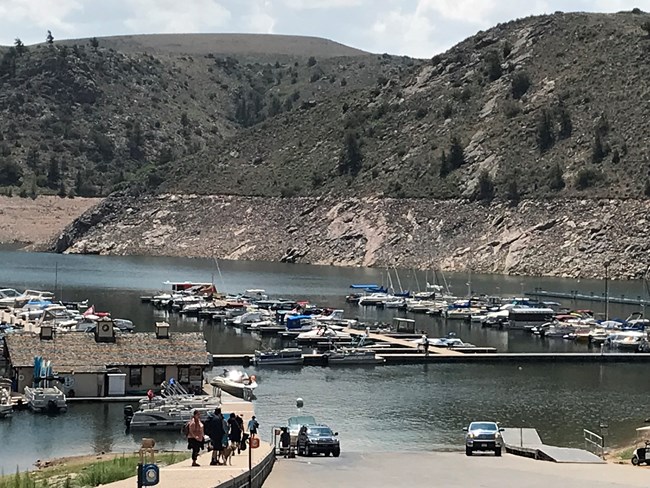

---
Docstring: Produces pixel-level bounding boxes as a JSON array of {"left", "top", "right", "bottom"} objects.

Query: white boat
[
  {"left": 326, "top": 348, "right": 385, "bottom": 365},
  {"left": 296, "top": 326, "right": 351, "bottom": 343},
  {"left": 139, "top": 380, "right": 221, "bottom": 410},
  {"left": 253, "top": 348, "right": 304, "bottom": 366},
  {"left": 411, "top": 334, "right": 475, "bottom": 348},
  {"left": 0, "top": 378, "right": 12, "bottom": 417},
  {"left": 128, "top": 404, "right": 211, "bottom": 430},
  {"left": 0, "top": 288, "right": 23, "bottom": 308},
  {"left": 358, "top": 293, "right": 392, "bottom": 306},
  {"left": 605, "top": 331, "right": 647, "bottom": 351},
  {"left": 24, "top": 386, "right": 67, "bottom": 413},
  {"left": 210, "top": 369, "right": 258, "bottom": 400}
]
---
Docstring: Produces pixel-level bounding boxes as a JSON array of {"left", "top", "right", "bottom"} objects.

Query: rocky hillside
[
  {"left": 0, "top": 34, "right": 394, "bottom": 197},
  {"left": 49, "top": 192, "right": 650, "bottom": 281},
  {"left": 17, "top": 10, "right": 650, "bottom": 279},
  {"left": 162, "top": 11, "right": 650, "bottom": 200}
]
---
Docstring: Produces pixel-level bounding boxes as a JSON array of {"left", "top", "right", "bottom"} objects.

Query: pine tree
[
  {"left": 536, "top": 109, "right": 555, "bottom": 153},
  {"left": 547, "top": 163, "right": 565, "bottom": 191},
  {"left": 14, "top": 38, "right": 27, "bottom": 56},
  {"left": 448, "top": 136, "right": 465, "bottom": 171},
  {"left": 439, "top": 150, "right": 450, "bottom": 178},
  {"left": 338, "top": 131, "right": 363, "bottom": 176},
  {"left": 46, "top": 30, "right": 54, "bottom": 45}
]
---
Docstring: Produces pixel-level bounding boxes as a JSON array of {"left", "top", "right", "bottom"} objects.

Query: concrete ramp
[{"left": 502, "top": 428, "right": 605, "bottom": 464}]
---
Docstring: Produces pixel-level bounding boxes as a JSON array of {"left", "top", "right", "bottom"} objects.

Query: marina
[{"left": 3, "top": 251, "right": 650, "bottom": 475}]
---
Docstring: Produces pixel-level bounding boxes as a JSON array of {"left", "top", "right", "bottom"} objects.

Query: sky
[{"left": 0, "top": 0, "right": 647, "bottom": 58}]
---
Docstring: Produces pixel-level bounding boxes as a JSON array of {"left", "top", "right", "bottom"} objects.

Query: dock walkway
[
  {"left": 100, "top": 390, "right": 275, "bottom": 488},
  {"left": 502, "top": 428, "right": 604, "bottom": 464},
  {"left": 342, "top": 328, "right": 463, "bottom": 356}
]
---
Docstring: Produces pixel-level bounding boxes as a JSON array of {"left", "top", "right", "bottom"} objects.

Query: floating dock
[
  {"left": 213, "top": 352, "right": 650, "bottom": 366},
  {"left": 526, "top": 289, "right": 650, "bottom": 306}
]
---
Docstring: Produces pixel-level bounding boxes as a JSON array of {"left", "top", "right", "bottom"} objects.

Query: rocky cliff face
[{"left": 50, "top": 194, "right": 650, "bottom": 281}]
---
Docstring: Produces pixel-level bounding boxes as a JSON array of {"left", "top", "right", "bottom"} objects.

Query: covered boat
[{"left": 253, "top": 348, "right": 304, "bottom": 366}]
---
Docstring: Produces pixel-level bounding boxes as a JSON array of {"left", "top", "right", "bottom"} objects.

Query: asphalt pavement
[{"left": 263, "top": 451, "right": 649, "bottom": 488}]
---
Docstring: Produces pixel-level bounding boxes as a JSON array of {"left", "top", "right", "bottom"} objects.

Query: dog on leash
[{"left": 221, "top": 444, "right": 236, "bottom": 466}]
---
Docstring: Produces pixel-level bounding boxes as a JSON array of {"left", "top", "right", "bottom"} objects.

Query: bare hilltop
[{"left": 2, "top": 11, "right": 650, "bottom": 279}]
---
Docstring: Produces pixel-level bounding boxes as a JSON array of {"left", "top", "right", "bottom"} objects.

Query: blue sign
[{"left": 140, "top": 464, "right": 159, "bottom": 486}]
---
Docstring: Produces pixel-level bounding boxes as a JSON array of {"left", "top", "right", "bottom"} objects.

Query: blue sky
[{"left": 0, "top": 0, "right": 646, "bottom": 57}]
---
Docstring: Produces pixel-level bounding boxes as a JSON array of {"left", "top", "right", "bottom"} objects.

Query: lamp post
[{"left": 604, "top": 262, "right": 610, "bottom": 322}]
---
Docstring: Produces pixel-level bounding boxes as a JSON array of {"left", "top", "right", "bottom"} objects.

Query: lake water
[{"left": 1, "top": 251, "right": 649, "bottom": 472}]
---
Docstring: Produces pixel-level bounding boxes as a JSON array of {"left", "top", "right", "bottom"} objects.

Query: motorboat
[
  {"left": 24, "top": 386, "right": 67, "bottom": 413},
  {"left": 253, "top": 348, "right": 304, "bottom": 366},
  {"left": 0, "top": 288, "right": 22, "bottom": 308},
  {"left": 0, "top": 378, "right": 12, "bottom": 417},
  {"left": 127, "top": 404, "right": 211, "bottom": 430},
  {"left": 139, "top": 380, "right": 221, "bottom": 410},
  {"left": 296, "top": 326, "right": 351, "bottom": 343},
  {"left": 325, "top": 348, "right": 385, "bottom": 365},
  {"left": 210, "top": 369, "right": 258, "bottom": 400},
  {"left": 358, "top": 293, "right": 392, "bottom": 306},
  {"left": 411, "top": 333, "right": 475, "bottom": 348},
  {"left": 605, "top": 331, "right": 648, "bottom": 351}
]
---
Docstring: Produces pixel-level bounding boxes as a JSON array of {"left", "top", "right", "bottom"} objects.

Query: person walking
[
  {"left": 248, "top": 415, "right": 259, "bottom": 439},
  {"left": 186, "top": 409, "right": 204, "bottom": 467},
  {"left": 280, "top": 427, "right": 291, "bottom": 457},
  {"left": 228, "top": 412, "right": 242, "bottom": 454},
  {"left": 204, "top": 408, "right": 226, "bottom": 465},
  {"left": 422, "top": 333, "right": 430, "bottom": 357}
]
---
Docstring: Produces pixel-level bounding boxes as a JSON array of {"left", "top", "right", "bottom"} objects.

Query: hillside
[
  {"left": 161, "top": 11, "right": 650, "bottom": 200},
  {"left": 5, "top": 11, "right": 650, "bottom": 279},
  {"left": 0, "top": 34, "right": 391, "bottom": 198},
  {"left": 59, "top": 33, "right": 368, "bottom": 59}
]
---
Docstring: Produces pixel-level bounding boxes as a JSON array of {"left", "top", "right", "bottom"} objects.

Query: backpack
[{"left": 181, "top": 421, "right": 190, "bottom": 436}]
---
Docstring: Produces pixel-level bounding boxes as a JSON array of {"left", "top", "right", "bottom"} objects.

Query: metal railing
[{"left": 584, "top": 429, "right": 604, "bottom": 458}]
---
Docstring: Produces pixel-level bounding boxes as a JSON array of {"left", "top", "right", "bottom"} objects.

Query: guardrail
[
  {"left": 583, "top": 429, "right": 604, "bottom": 459},
  {"left": 216, "top": 445, "right": 275, "bottom": 488}
]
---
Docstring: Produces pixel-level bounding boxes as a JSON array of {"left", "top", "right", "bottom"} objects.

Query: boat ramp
[{"left": 502, "top": 428, "right": 605, "bottom": 463}]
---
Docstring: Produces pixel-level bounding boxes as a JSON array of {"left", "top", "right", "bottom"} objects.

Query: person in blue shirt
[{"left": 248, "top": 415, "right": 259, "bottom": 438}]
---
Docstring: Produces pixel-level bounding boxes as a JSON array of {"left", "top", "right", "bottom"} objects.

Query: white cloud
[
  {"left": 281, "top": 0, "right": 366, "bottom": 9},
  {"left": 370, "top": 7, "right": 441, "bottom": 58},
  {"left": 122, "top": 0, "right": 231, "bottom": 34},
  {"left": 0, "top": 0, "right": 82, "bottom": 34},
  {"left": 247, "top": 0, "right": 276, "bottom": 33},
  {"left": 419, "top": 0, "right": 551, "bottom": 26}
]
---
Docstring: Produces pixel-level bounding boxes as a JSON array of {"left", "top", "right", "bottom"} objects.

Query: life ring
[
  {"left": 101, "top": 324, "right": 110, "bottom": 332},
  {"left": 18, "top": 374, "right": 25, "bottom": 381}
]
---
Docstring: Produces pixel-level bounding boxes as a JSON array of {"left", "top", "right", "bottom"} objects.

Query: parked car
[
  {"left": 463, "top": 421, "right": 504, "bottom": 456},
  {"left": 297, "top": 424, "right": 340, "bottom": 457}
]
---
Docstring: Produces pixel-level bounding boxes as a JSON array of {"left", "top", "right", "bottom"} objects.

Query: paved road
[{"left": 263, "top": 452, "right": 649, "bottom": 488}]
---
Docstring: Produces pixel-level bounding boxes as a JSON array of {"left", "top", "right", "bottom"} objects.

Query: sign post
[
  {"left": 248, "top": 436, "right": 260, "bottom": 486},
  {"left": 138, "top": 438, "right": 159, "bottom": 488}
]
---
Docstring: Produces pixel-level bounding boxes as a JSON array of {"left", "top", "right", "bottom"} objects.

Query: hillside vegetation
[
  {"left": 3, "top": 12, "right": 650, "bottom": 202},
  {"left": 162, "top": 11, "right": 650, "bottom": 201},
  {"left": 0, "top": 33, "right": 394, "bottom": 197}
]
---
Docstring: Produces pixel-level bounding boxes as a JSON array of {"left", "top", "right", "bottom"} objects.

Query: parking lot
[{"left": 263, "top": 451, "right": 649, "bottom": 488}]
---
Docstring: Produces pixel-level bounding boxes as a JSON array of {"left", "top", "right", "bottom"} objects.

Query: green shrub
[
  {"left": 547, "top": 163, "right": 565, "bottom": 191},
  {"left": 473, "top": 170, "right": 495, "bottom": 201},
  {"left": 511, "top": 71, "right": 531, "bottom": 99},
  {"left": 536, "top": 109, "right": 555, "bottom": 153},
  {"left": 575, "top": 168, "right": 603, "bottom": 190}
]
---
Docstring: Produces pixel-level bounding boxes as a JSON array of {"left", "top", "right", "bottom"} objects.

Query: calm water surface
[{"left": 1, "top": 251, "right": 649, "bottom": 472}]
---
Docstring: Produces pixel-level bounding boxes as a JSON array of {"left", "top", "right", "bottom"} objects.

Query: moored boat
[
  {"left": 325, "top": 348, "right": 385, "bottom": 365},
  {"left": 253, "top": 348, "right": 304, "bottom": 366},
  {"left": 0, "top": 378, "right": 12, "bottom": 417},
  {"left": 209, "top": 369, "right": 258, "bottom": 400},
  {"left": 24, "top": 386, "right": 67, "bottom": 413}
]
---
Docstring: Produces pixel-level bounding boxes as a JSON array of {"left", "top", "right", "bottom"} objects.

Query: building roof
[{"left": 4, "top": 332, "right": 209, "bottom": 374}]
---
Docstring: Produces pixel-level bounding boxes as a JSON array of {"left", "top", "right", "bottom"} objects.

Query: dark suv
[
  {"left": 463, "top": 421, "right": 504, "bottom": 456},
  {"left": 297, "top": 424, "right": 341, "bottom": 457}
]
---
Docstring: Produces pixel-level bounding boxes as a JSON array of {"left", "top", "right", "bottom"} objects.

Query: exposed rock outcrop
[{"left": 48, "top": 194, "right": 650, "bottom": 281}]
